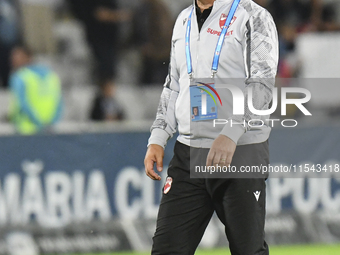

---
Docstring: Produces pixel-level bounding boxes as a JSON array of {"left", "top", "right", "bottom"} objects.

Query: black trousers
[{"left": 152, "top": 141, "right": 269, "bottom": 255}]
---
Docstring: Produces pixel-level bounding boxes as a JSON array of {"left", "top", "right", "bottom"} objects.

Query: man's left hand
[{"left": 206, "top": 135, "right": 236, "bottom": 167}]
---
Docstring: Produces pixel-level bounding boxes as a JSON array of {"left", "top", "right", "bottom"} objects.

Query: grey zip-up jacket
[{"left": 148, "top": 0, "right": 279, "bottom": 149}]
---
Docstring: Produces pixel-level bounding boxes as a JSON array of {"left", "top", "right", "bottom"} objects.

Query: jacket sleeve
[
  {"left": 147, "top": 20, "right": 181, "bottom": 148},
  {"left": 220, "top": 8, "right": 279, "bottom": 144}
]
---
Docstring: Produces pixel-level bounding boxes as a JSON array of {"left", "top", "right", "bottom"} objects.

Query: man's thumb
[{"left": 156, "top": 154, "right": 163, "bottom": 172}]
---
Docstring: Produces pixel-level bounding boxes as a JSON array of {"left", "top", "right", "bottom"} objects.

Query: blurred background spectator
[
  {"left": 131, "top": 0, "right": 173, "bottom": 85},
  {"left": 67, "top": 0, "right": 130, "bottom": 124},
  {"left": 67, "top": 0, "right": 131, "bottom": 81},
  {"left": 8, "top": 45, "right": 63, "bottom": 134},
  {"left": 90, "top": 78, "right": 125, "bottom": 121}
]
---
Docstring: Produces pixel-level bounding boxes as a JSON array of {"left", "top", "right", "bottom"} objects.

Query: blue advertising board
[{"left": 0, "top": 126, "right": 339, "bottom": 253}]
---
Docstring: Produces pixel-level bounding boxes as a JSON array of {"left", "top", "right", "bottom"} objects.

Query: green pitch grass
[{"left": 69, "top": 244, "right": 340, "bottom": 255}]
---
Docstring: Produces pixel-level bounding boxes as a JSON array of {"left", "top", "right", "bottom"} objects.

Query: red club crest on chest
[{"left": 219, "top": 14, "right": 237, "bottom": 30}]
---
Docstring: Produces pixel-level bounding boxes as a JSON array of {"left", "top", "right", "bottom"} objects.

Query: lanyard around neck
[{"left": 185, "top": 0, "right": 241, "bottom": 79}]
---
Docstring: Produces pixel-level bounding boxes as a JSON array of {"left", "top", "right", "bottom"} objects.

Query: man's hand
[
  {"left": 144, "top": 144, "right": 164, "bottom": 181},
  {"left": 206, "top": 135, "right": 236, "bottom": 167}
]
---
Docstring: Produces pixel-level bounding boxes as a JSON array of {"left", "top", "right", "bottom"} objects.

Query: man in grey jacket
[{"left": 144, "top": 0, "right": 278, "bottom": 254}]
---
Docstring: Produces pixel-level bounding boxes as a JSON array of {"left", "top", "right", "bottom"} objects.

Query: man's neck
[{"left": 197, "top": 0, "right": 215, "bottom": 12}]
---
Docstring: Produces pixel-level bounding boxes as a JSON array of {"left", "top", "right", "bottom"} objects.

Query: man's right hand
[{"left": 144, "top": 144, "right": 164, "bottom": 181}]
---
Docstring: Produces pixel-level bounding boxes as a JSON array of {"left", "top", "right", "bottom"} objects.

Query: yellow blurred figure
[{"left": 8, "top": 46, "right": 63, "bottom": 134}]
